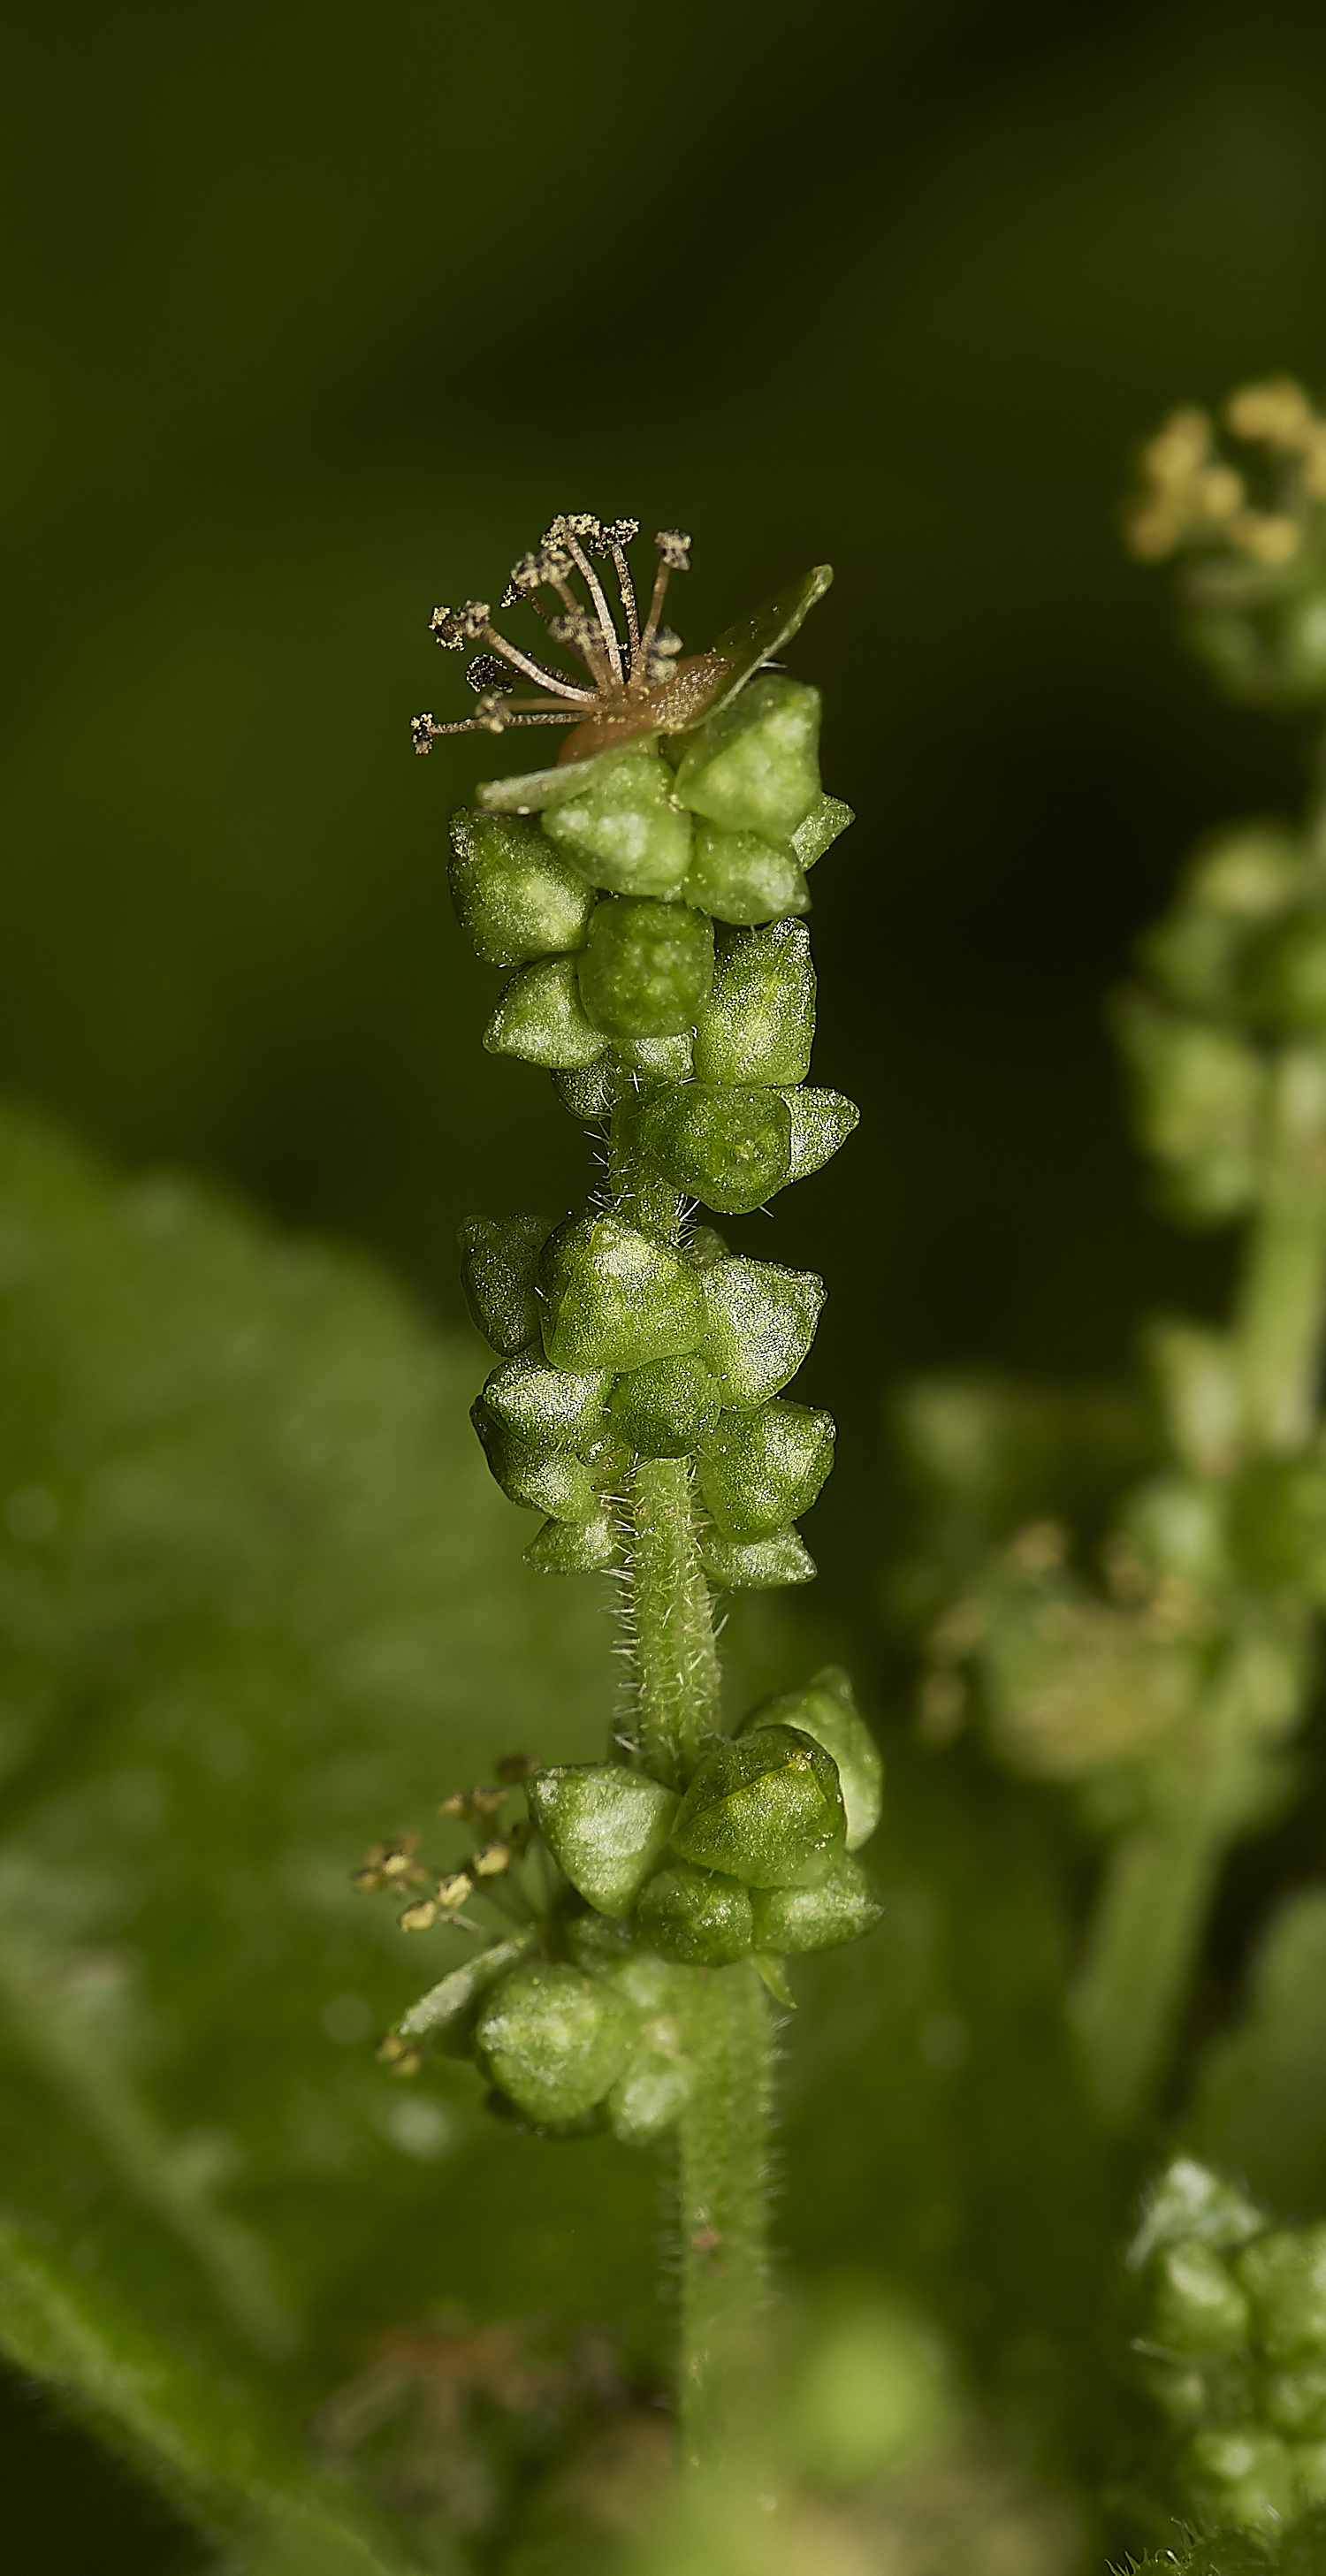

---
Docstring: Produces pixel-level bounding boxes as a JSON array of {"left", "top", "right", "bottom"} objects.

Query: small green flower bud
[
  {"left": 1119, "top": 1472, "right": 1230, "bottom": 1590},
  {"left": 606, "top": 2048, "right": 692, "bottom": 2145},
  {"left": 530, "top": 1764, "right": 680, "bottom": 1915},
  {"left": 636, "top": 1857, "right": 754, "bottom": 1964},
  {"left": 483, "top": 1350, "right": 613, "bottom": 1444},
  {"left": 674, "top": 674, "right": 821, "bottom": 842},
  {"left": 459, "top": 1214, "right": 554, "bottom": 1356},
  {"left": 1267, "top": 2366, "right": 1326, "bottom": 2438},
  {"left": 698, "top": 1400, "right": 835, "bottom": 1540},
  {"left": 1238, "top": 906, "right": 1326, "bottom": 1032},
  {"left": 699, "top": 1525, "right": 817, "bottom": 1588},
  {"left": 742, "top": 1665, "right": 881, "bottom": 1849},
  {"left": 475, "top": 1961, "right": 634, "bottom": 2125},
  {"left": 1152, "top": 2243, "right": 1252, "bottom": 2355},
  {"left": 700, "top": 1255, "right": 826, "bottom": 1404},
  {"left": 669, "top": 1724, "right": 846, "bottom": 1887},
  {"left": 780, "top": 1086, "right": 860, "bottom": 1183},
  {"left": 617, "top": 1031, "right": 695, "bottom": 1084},
  {"left": 609, "top": 1352, "right": 723, "bottom": 1458},
  {"left": 484, "top": 956, "right": 609, "bottom": 1068},
  {"left": 1228, "top": 1454, "right": 1326, "bottom": 1595},
  {"left": 693, "top": 921, "right": 817, "bottom": 1087},
  {"left": 540, "top": 747, "right": 693, "bottom": 897},
  {"left": 1185, "top": 2426, "right": 1294, "bottom": 2533},
  {"left": 683, "top": 823, "right": 811, "bottom": 926},
  {"left": 577, "top": 897, "right": 715, "bottom": 1039},
  {"left": 637, "top": 1081, "right": 793, "bottom": 1214},
  {"left": 750, "top": 1851, "right": 883, "bottom": 1952},
  {"left": 1237, "top": 2228, "right": 1326, "bottom": 2362},
  {"left": 524, "top": 1512, "right": 618, "bottom": 1574},
  {"left": 1116, "top": 995, "right": 1262, "bottom": 1218},
  {"left": 552, "top": 1057, "right": 621, "bottom": 1121},
  {"left": 790, "top": 794, "right": 853, "bottom": 871},
  {"left": 539, "top": 1215, "right": 708, "bottom": 1372},
  {"left": 449, "top": 810, "right": 596, "bottom": 965},
  {"left": 470, "top": 1398, "right": 601, "bottom": 1520}
]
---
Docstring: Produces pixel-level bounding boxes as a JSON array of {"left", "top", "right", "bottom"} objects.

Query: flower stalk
[{"left": 358, "top": 518, "right": 883, "bottom": 2462}]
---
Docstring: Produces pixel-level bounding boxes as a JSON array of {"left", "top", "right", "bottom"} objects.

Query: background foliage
[{"left": 10, "top": 0, "right": 1326, "bottom": 2565}]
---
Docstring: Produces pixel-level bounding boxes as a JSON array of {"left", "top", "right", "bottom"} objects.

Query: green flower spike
[{"left": 378, "top": 516, "right": 877, "bottom": 2474}]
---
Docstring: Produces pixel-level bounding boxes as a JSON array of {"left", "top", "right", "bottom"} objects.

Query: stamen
[
  {"left": 465, "top": 653, "right": 510, "bottom": 695},
  {"left": 430, "top": 601, "right": 492, "bottom": 648},
  {"left": 606, "top": 529, "right": 642, "bottom": 657},
  {"left": 479, "top": 625, "right": 597, "bottom": 702},
  {"left": 636, "top": 530, "right": 691, "bottom": 683},
  {"left": 546, "top": 513, "right": 625, "bottom": 685}
]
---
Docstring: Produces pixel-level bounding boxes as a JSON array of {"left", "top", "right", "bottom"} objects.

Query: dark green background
[{"left": 7, "top": 0, "right": 1326, "bottom": 2558}]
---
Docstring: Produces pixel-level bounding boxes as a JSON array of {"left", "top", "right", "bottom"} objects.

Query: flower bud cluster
[
  {"left": 452, "top": 615, "right": 859, "bottom": 1587},
  {"left": 370, "top": 1671, "right": 882, "bottom": 2137},
  {"left": 1130, "top": 2159, "right": 1326, "bottom": 2541},
  {"left": 913, "top": 810, "right": 1326, "bottom": 1801},
  {"left": 1125, "top": 380, "right": 1326, "bottom": 706}
]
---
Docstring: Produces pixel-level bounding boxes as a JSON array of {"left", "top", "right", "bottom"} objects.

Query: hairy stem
[
  {"left": 676, "top": 1962, "right": 772, "bottom": 2473},
  {"left": 627, "top": 1456, "right": 722, "bottom": 1787}
]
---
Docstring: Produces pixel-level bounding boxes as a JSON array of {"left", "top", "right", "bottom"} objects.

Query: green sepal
[
  {"left": 448, "top": 808, "right": 596, "bottom": 964},
  {"left": 482, "top": 1348, "right": 613, "bottom": 1444},
  {"left": 606, "top": 2048, "right": 693, "bottom": 2144},
  {"left": 459, "top": 1213, "right": 554, "bottom": 1356},
  {"left": 699, "top": 1525, "right": 816, "bottom": 1588},
  {"left": 564, "top": 1911, "right": 636, "bottom": 1970},
  {"left": 469, "top": 1397, "right": 600, "bottom": 1520},
  {"left": 397, "top": 1928, "right": 539, "bottom": 2043},
  {"left": 753, "top": 1953, "right": 796, "bottom": 2005},
  {"left": 530, "top": 1764, "right": 680, "bottom": 1914},
  {"left": 635, "top": 1857, "right": 754, "bottom": 1964},
  {"left": 700, "top": 1254, "right": 826, "bottom": 1404},
  {"left": 750, "top": 1851, "right": 883, "bottom": 1953},
  {"left": 741, "top": 1665, "right": 881, "bottom": 1850},
  {"left": 636, "top": 1081, "right": 793, "bottom": 1214},
  {"left": 682, "top": 565, "right": 834, "bottom": 726},
  {"left": 475, "top": 1961, "right": 634, "bottom": 2125},
  {"left": 609, "top": 1351, "right": 723, "bottom": 1458},
  {"left": 552, "top": 1057, "right": 621, "bottom": 1121},
  {"left": 693, "top": 921, "right": 817, "bottom": 1086},
  {"left": 669, "top": 1723, "right": 846, "bottom": 1887},
  {"left": 780, "top": 1085, "right": 860, "bottom": 1182},
  {"left": 1237, "top": 904, "right": 1326, "bottom": 1033},
  {"left": 616, "top": 1030, "right": 695, "bottom": 1083},
  {"left": 1236, "top": 2228, "right": 1326, "bottom": 2363},
  {"left": 673, "top": 674, "right": 822, "bottom": 842},
  {"left": 539, "top": 746, "right": 693, "bottom": 897},
  {"left": 523, "top": 1510, "right": 618, "bottom": 1573},
  {"left": 577, "top": 896, "right": 715, "bottom": 1039},
  {"left": 682, "top": 1223, "right": 731, "bottom": 1269},
  {"left": 791, "top": 793, "right": 854, "bottom": 870},
  {"left": 484, "top": 955, "right": 608, "bottom": 1067},
  {"left": 683, "top": 823, "right": 810, "bottom": 926},
  {"left": 539, "top": 1215, "right": 707, "bottom": 1372},
  {"left": 698, "top": 1399, "right": 835, "bottom": 1539}
]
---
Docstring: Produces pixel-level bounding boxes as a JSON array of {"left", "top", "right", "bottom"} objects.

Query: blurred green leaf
[{"left": 0, "top": 1098, "right": 665, "bottom": 2559}]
